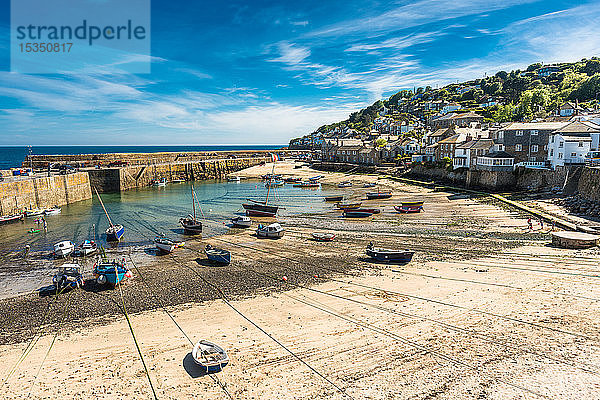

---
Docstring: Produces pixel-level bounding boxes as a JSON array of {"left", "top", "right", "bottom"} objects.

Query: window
[
  {"left": 550, "top": 149, "right": 554, "bottom": 156},
  {"left": 579, "top": 141, "right": 584, "bottom": 147},
  {"left": 516, "top": 130, "right": 524, "bottom": 136},
  {"left": 558, "top": 152, "right": 563, "bottom": 159},
  {"left": 559, "top": 141, "right": 564, "bottom": 148},
  {"left": 531, "top": 144, "right": 539, "bottom": 153},
  {"left": 571, "top": 152, "right": 577, "bottom": 157},
  {"left": 531, "top": 130, "right": 538, "bottom": 135},
  {"left": 515, "top": 144, "right": 522, "bottom": 151}
]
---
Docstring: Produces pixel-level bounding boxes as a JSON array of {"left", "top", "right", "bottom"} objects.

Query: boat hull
[
  {"left": 366, "top": 192, "right": 392, "bottom": 200},
  {"left": 395, "top": 205, "right": 423, "bottom": 213},
  {"left": 324, "top": 196, "right": 344, "bottom": 202},
  {"left": 180, "top": 218, "right": 203, "bottom": 235},
  {"left": 192, "top": 340, "right": 229, "bottom": 374},
  {"left": 312, "top": 233, "right": 335, "bottom": 242},
  {"left": 0, "top": 214, "right": 24, "bottom": 225},
  {"left": 366, "top": 248, "right": 414, "bottom": 263},
  {"left": 242, "top": 203, "right": 278, "bottom": 217},
  {"left": 205, "top": 247, "right": 231, "bottom": 265},
  {"left": 94, "top": 263, "right": 130, "bottom": 286},
  {"left": 106, "top": 224, "right": 125, "bottom": 242},
  {"left": 343, "top": 211, "right": 373, "bottom": 218},
  {"left": 231, "top": 217, "right": 252, "bottom": 228}
]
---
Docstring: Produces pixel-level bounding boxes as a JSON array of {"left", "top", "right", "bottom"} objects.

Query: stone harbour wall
[
  {"left": 578, "top": 167, "right": 600, "bottom": 203},
  {"left": 0, "top": 172, "right": 92, "bottom": 216},
  {"left": 91, "top": 157, "right": 269, "bottom": 192}
]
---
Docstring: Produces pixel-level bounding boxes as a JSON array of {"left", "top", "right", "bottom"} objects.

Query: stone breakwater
[
  {"left": 88, "top": 156, "right": 269, "bottom": 192},
  {"left": 0, "top": 172, "right": 92, "bottom": 216},
  {"left": 0, "top": 151, "right": 281, "bottom": 214},
  {"left": 22, "top": 149, "right": 293, "bottom": 169}
]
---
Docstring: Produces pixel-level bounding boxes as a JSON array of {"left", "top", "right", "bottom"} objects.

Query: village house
[
  {"left": 537, "top": 65, "right": 560, "bottom": 77},
  {"left": 476, "top": 151, "right": 515, "bottom": 171},
  {"left": 452, "top": 138, "right": 495, "bottom": 169},
  {"left": 441, "top": 102, "right": 461, "bottom": 114},
  {"left": 547, "top": 121, "right": 600, "bottom": 169},
  {"left": 436, "top": 130, "right": 471, "bottom": 161},
  {"left": 430, "top": 111, "right": 484, "bottom": 129},
  {"left": 493, "top": 122, "right": 568, "bottom": 164}
]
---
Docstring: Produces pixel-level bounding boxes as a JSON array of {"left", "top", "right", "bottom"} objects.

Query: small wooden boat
[
  {"left": 44, "top": 207, "right": 61, "bottom": 215},
  {"left": 366, "top": 242, "right": 414, "bottom": 263},
  {"left": 155, "top": 236, "right": 177, "bottom": 253},
  {"left": 192, "top": 340, "right": 229, "bottom": 374},
  {"left": 52, "top": 264, "right": 84, "bottom": 291},
  {"left": 231, "top": 216, "right": 252, "bottom": 228},
  {"left": 181, "top": 186, "right": 203, "bottom": 234},
  {"left": 353, "top": 208, "right": 380, "bottom": 214},
  {"left": 76, "top": 240, "right": 98, "bottom": 256},
  {"left": 394, "top": 205, "right": 423, "bottom": 213},
  {"left": 300, "top": 181, "right": 319, "bottom": 188},
  {"left": 335, "top": 202, "right": 361, "bottom": 210},
  {"left": 28, "top": 228, "right": 41, "bottom": 234},
  {"left": 171, "top": 178, "right": 185, "bottom": 183},
  {"left": 308, "top": 175, "right": 323, "bottom": 181},
  {"left": 284, "top": 177, "right": 302, "bottom": 183},
  {"left": 343, "top": 210, "right": 373, "bottom": 218},
  {"left": 94, "top": 259, "right": 131, "bottom": 286},
  {"left": 363, "top": 183, "right": 377, "bottom": 188},
  {"left": 205, "top": 245, "right": 231, "bottom": 265},
  {"left": 338, "top": 181, "right": 353, "bottom": 188},
  {"left": 227, "top": 175, "right": 241, "bottom": 182},
  {"left": 261, "top": 173, "right": 282, "bottom": 180},
  {"left": 152, "top": 178, "right": 167, "bottom": 187},
  {"left": 366, "top": 191, "right": 392, "bottom": 200},
  {"left": 54, "top": 240, "right": 75, "bottom": 258},
  {"left": 401, "top": 201, "right": 424, "bottom": 207},
  {"left": 324, "top": 195, "right": 344, "bottom": 202},
  {"left": 312, "top": 232, "right": 335, "bottom": 242},
  {"left": 24, "top": 209, "right": 44, "bottom": 218},
  {"left": 0, "top": 214, "right": 24, "bottom": 225},
  {"left": 265, "top": 179, "right": 284, "bottom": 188},
  {"left": 294, "top": 165, "right": 302, "bottom": 169},
  {"left": 256, "top": 222, "right": 285, "bottom": 239}
]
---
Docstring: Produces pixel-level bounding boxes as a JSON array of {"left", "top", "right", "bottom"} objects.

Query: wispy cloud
[{"left": 306, "top": 0, "right": 537, "bottom": 39}]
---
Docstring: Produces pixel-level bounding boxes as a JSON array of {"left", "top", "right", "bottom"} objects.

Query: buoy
[{"left": 282, "top": 276, "right": 288, "bottom": 281}]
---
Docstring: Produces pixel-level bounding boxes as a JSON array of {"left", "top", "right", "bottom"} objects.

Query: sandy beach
[{"left": 1, "top": 161, "right": 600, "bottom": 399}]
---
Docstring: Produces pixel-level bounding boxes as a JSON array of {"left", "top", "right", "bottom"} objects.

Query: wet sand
[{"left": 1, "top": 161, "right": 599, "bottom": 399}]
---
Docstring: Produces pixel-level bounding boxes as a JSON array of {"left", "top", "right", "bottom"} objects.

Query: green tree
[
  {"left": 517, "top": 88, "right": 551, "bottom": 119},
  {"left": 492, "top": 103, "right": 516, "bottom": 122},
  {"left": 375, "top": 138, "right": 387, "bottom": 147}
]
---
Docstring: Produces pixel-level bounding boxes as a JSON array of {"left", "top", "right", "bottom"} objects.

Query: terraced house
[{"left": 493, "top": 122, "right": 567, "bottom": 165}]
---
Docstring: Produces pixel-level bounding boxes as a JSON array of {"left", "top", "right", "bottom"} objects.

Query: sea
[
  {"left": 0, "top": 145, "right": 285, "bottom": 170},
  {"left": 0, "top": 180, "right": 339, "bottom": 298}
]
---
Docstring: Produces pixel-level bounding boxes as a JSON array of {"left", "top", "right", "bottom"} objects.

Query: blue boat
[
  {"left": 94, "top": 187, "right": 125, "bottom": 242},
  {"left": 94, "top": 260, "right": 131, "bottom": 286},
  {"left": 205, "top": 245, "right": 231, "bottom": 265},
  {"left": 106, "top": 224, "right": 125, "bottom": 242},
  {"left": 192, "top": 340, "right": 229, "bottom": 374}
]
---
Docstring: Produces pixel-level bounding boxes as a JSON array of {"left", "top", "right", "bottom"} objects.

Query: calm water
[
  {"left": 0, "top": 145, "right": 284, "bottom": 170},
  {"left": 0, "top": 180, "right": 336, "bottom": 255}
]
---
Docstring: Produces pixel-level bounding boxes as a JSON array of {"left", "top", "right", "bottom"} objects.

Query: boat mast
[
  {"left": 94, "top": 187, "right": 115, "bottom": 229},
  {"left": 191, "top": 185, "right": 196, "bottom": 220},
  {"left": 265, "top": 156, "right": 276, "bottom": 206}
]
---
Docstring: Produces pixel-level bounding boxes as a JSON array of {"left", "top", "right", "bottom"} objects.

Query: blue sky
[{"left": 1, "top": 0, "right": 600, "bottom": 145}]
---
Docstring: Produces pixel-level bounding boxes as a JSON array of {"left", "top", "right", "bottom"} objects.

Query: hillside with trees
[{"left": 300, "top": 58, "right": 600, "bottom": 143}]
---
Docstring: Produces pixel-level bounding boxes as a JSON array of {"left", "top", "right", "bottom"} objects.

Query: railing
[{"left": 585, "top": 158, "right": 600, "bottom": 167}]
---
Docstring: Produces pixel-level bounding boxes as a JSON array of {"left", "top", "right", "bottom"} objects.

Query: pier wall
[
  {"left": 90, "top": 157, "right": 269, "bottom": 192},
  {"left": 578, "top": 167, "right": 600, "bottom": 202},
  {"left": 0, "top": 172, "right": 92, "bottom": 215}
]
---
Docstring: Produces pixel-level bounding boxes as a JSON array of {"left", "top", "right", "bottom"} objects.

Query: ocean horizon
[{"left": 0, "top": 144, "right": 285, "bottom": 170}]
